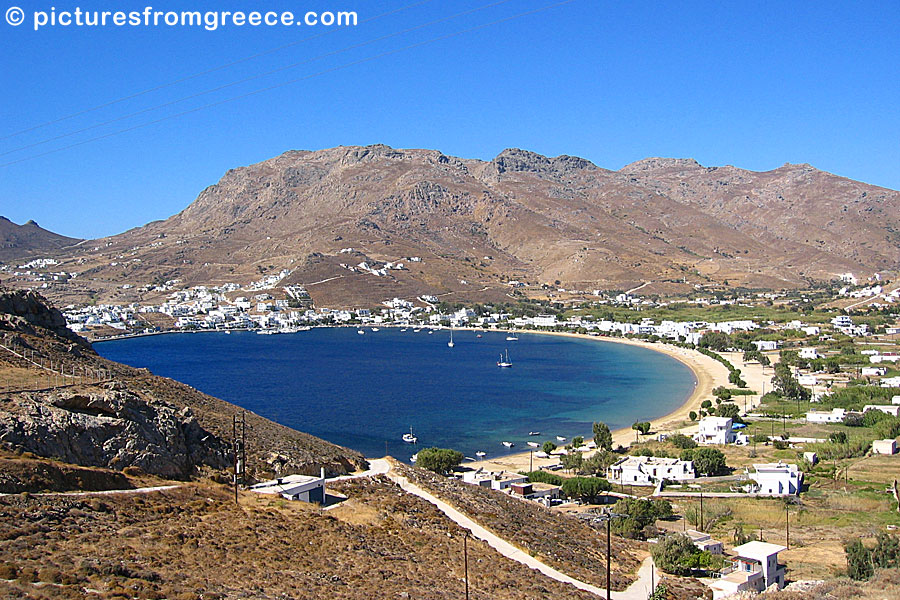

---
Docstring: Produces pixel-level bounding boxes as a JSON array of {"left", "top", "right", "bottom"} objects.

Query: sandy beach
[{"left": 468, "top": 331, "right": 770, "bottom": 474}]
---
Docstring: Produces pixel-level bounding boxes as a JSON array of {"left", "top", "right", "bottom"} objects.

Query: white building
[
  {"left": 750, "top": 462, "right": 802, "bottom": 496},
  {"left": 864, "top": 404, "right": 900, "bottom": 417},
  {"left": 606, "top": 455, "right": 695, "bottom": 486},
  {"left": 806, "top": 408, "right": 846, "bottom": 423},
  {"left": 797, "top": 374, "right": 818, "bottom": 386},
  {"left": 249, "top": 470, "right": 326, "bottom": 503},
  {"left": 462, "top": 468, "right": 528, "bottom": 491},
  {"left": 685, "top": 530, "right": 724, "bottom": 555},
  {"left": 752, "top": 340, "right": 779, "bottom": 352},
  {"left": 695, "top": 417, "right": 736, "bottom": 445},
  {"left": 798, "top": 348, "right": 821, "bottom": 360},
  {"left": 872, "top": 439, "right": 897, "bottom": 455},
  {"left": 709, "top": 541, "right": 787, "bottom": 599},
  {"left": 861, "top": 366, "right": 888, "bottom": 377}
]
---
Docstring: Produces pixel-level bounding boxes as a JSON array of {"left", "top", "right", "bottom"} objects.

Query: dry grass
[{"left": 0, "top": 477, "right": 614, "bottom": 600}]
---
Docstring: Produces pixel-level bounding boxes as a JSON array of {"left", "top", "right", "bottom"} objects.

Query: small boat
[
  {"left": 402, "top": 427, "right": 418, "bottom": 444},
  {"left": 357, "top": 329, "right": 365, "bottom": 335},
  {"left": 476, "top": 334, "right": 482, "bottom": 338},
  {"left": 428, "top": 330, "right": 433, "bottom": 335},
  {"left": 413, "top": 328, "right": 421, "bottom": 333},
  {"left": 502, "top": 441, "right": 514, "bottom": 448},
  {"left": 410, "top": 453, "right": 418, "bottom": 463},
  {"left": 497, "top": 349, "right": 512, "bottom": 368},
  {"left": 475, "top": 451, "right": 486, "bottom": 458},
  {"left": 528, "top": 431, "right": 541, "bottom": 436},
  {"left": 371, "top": 327, "right": 379, "bottom": 332},
  {"left": 448, "top": 329, "right": 454, "bottom": 348},
  {"left": 401, "top": 328, "right": 407, "bottom": 332},
  {"left": 506, "top": 335, "right": 518, "bottom": 341},
  {"left": 556, "top": 436, "right": 567, "bottom": 442},
  {"left": 527, "top": 441, "right": 540, "bottom": 448}
]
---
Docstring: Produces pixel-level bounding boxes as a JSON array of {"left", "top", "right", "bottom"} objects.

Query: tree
[
  {"left": 593, "top": 421, "right": 613, "bottom": 451},
  {"left": 829, "top": 431, "right": 848, "bottom": 444},
  {"left": 691, "top": 448, "right": 727, "bottom": 476},
  {"left": 699, "top": 331, "right": 732, "bottom": 352},
  {"left": 728, "top": 369, "right": 746, "bottom": 388},
  {"left": 572, "top": 435, "right": 584, "bottom": 448},
  {"left": 651, "top": 533, "right": 702, "bottom": 576},
  {"left": 715, "top": 403, "right": 741, "bottom": 420},
  {"left": 771, "top": 362, "right": 811, "bottom": 403},
  {"left": 668, "top": 433, "right": 697, "bottom": 449},
  {"left": 713, "top": 386, "right": 733, "bottom": 401},
  {"left": 415, "top": 447, "right": 463, "bottom": 475},
  {"left": 582, "top": 450, "right": 618, "bottom": 475},
  {"left": 610, "top": 497, "right": 673, "bottom": 539},
  {"left": 700, "top": 399, "right": 713, "bottom": 410},
  {"left": 560, "top": 476, "right": 611, "bottom": 503},
  {"left": 542, "top": 441, "right": 557, "bottom": 455},
  {"left": 845, "top": 539, "right": 874, "bottom": 580},
  {"left": 561, "top": 451, "right": 584, "bottom": 473},
  {"left": 689, "top": 411, "right": 698, "bottom": 421},
  {"left": 524, "top": 470, "right": 563, "bottom": 486}
]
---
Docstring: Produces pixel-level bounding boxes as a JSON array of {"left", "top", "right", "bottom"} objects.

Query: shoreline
[
  {"left": 464, "top": 328, "right": 737, "bottom": 473},
  {"left": 95, "top": 324, "right": 754, "bottom": 469}
]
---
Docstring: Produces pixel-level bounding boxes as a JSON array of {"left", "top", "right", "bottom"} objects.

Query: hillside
[
  {"left": 8, "top": 145, "right": 900, "bottom": 307},
  {"left": 0, "top": 217, "right": 81, "bottom": 262},
  {"left": 0, "top": 288, "right": 367, "bottom": 480}
]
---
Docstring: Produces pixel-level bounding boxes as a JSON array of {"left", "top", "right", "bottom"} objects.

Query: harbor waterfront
[{"left": 96, "top": 327, "right": 697, "bottom": 461}]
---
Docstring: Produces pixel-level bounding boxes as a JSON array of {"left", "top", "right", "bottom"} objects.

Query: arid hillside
[{"left": 4, "top": 145, "right": 899, "bottom": 307}]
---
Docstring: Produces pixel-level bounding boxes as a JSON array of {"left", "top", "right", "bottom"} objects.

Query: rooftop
[{"left": 733, "top": 541, "right": 787, "bottom": 561}]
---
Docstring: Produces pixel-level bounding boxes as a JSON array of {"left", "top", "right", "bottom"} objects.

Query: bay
[{"left": 96, "top": 328, "right": 696, "bottom": 461}]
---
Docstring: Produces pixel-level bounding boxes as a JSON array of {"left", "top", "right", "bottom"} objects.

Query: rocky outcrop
[
  {"left": 0, "top": 386, "right": 229, "bottom": 478},
  {"left": 0, "top": 289, "right": 90, "bottom": 349}
]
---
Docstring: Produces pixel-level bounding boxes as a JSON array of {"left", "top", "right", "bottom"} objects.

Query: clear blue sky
[{"left": 1, "top": 0, "right": 898, "bottom": 239}]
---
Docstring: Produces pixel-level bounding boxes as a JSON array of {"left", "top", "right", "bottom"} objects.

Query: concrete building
[
  {"left": 607, "top": 455, "right": 695, "bottom": 486},
  {"left": 709, "top": 541, "right": 787, "bottom": 599},
  {"left": 806, "top": 408, "right": 846, "bottom": 424},
  {"left": 798, "top": 347, "right": 821, "bottom": 360},
  {"left": 695, "top": 417, "right": 736, "bottom": 445},
  {"left": 872, "top": 439, "right": 897, "bottom": 455},
  {"left": 685, "top": 530, "right": 724, "bottom": 554},
  {"left": 864, "top": 404, "right": 900, "bottom": 417},
  {"left": 750, "top": 462, "right": 802, "bottom": 496},
  {"left": 249, "top": 470, "right": 326, "bottom": 503}
]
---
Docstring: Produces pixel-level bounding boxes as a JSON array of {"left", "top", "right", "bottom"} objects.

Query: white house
[
  {"left": 861, "top": 367, "right": 888, "bottom": 377},
  {"left": 249, "top": 470, "right": 326, "bottom": 503},
  {"left": 798, "top": 348, "right": 821, "bottom": 360},
  {"left": 709, "top": 541, "right": 787, "bottom": 599},
  {"left": 606, "top": 456, "right": 695, "bottom": 486},
  {"left": 797, "top": 374, "right": 818, "bottom": 386},
  {"left": 872, "top": 439, "right": 897, "bottom": 455},
  {"left": 695, "top": 417, "right": 735, "bottom": 445},
  {"left": 462, "top": 468, "right": 528, "bottom": 491},
  {"left": 806, "top": 408, "right": 846, "bottom": 423},
  {"left": 864, "top": 404, "right": 900, "bottom": 417},
  {"left": 686, "top": 530, "right": 724, "bottom": 554},
  {"left": 882, "top": 377, "right": 900, "bottom": 387},
  {"left": 750, "top": 462, "right": 802, "bottom": 496},
  {"left": 893, "top": 395, "right": 900, "bottom": 405},
  {"left": 752, "top": 340, "right": 779, "bottom": 352}
]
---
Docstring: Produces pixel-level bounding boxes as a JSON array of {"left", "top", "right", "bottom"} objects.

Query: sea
[{"left": 96, "top": 328, "right": 696, "bottom": 461}]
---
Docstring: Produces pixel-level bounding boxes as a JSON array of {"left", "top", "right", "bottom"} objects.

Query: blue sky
[{"left": 1, "top": 0, "right": 898, "bottom": 239}]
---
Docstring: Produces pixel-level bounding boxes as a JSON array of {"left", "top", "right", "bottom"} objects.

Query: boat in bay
[
  {"left": 402, "top": 427, "right": 417, "bottom": 444},
  {"left": 497, "top": 349, "right": 512, "bottom": 368}
]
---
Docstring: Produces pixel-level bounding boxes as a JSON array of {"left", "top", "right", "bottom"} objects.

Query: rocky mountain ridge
[{"left": 6, "top": 145, "right": 899, "bottom": 306}]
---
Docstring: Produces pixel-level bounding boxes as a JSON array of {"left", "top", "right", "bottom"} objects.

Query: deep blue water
[{"left": 96, "top": 328, "right": 696, "bottom": 461}]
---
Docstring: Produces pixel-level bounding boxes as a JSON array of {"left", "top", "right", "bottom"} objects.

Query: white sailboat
[
  {"left": 527, "top": 441, "right": 540, "bottom": 448},
  {"left": 502, "top": 441, "right": 514, "bottom": 448},
  {"left": 497, "top": 348, "right": 512, "bottom": 368},
  {"left": 506, "top": 334, "right": 518, "bottom": 341},
  {"left": 402, "top": 427, "right": 418, "bottom": 444},
  {"left": 448, "top": 328, "right": 454, "bottom": 348},
  {"left": 357, "top": 329, "right": 365, "bottom": 335},
  {"left": 475, "top": 451, "right": 486, "bottom": 458}
]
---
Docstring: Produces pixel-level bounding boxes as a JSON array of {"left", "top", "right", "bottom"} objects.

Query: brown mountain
[
  {"left": 24, "top": 145, "right": 900, "bottom": 306},
  {"left": 0, "top": 216, "right": 82, "bottom": 262}
]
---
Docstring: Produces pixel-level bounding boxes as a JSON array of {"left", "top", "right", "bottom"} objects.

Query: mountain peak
[{"left": 620, "top": 157, "right": 703, "bottom": 173}]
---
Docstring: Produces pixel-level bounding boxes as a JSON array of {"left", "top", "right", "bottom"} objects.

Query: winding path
[{"left": 372, "top": 459, "right": 658, "bottom": 599}]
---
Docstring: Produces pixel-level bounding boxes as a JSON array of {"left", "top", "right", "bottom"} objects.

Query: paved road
[{"left": 380, "top": 462, "right": 658, "bottom": 599}]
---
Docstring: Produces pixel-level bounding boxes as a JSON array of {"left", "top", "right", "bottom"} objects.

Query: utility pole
[
  {"left": 785, "top": 502, "right": 790, "bottom": 550},
  {"left": 699, "top": 492, "right": 704, "bottom": 531},
  {"left": 464, "top": 531, "right": 470, "bottom": 600}
]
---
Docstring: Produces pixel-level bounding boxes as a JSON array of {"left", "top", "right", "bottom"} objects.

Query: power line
[
  {"left": 0, "top": 0, "right": 516, "bottom": 158},
  {"left": 0, "top": 0, "right": 579, "bottom": 168},
  {"left": 0, "top": 0, "right": 437, "bottom": 141}
]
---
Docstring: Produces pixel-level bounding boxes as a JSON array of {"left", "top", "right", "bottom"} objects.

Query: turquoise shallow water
[{"left": 96, "top": 328, "right": 696, "bottom": 460}]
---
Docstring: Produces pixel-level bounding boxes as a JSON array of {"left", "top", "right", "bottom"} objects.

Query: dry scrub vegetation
[
  {"left": 0, "top": 477, "right": 612, "bottom": 600},
  {"left": 392, "top": 461, "right": 645, "bottom": 591}
]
